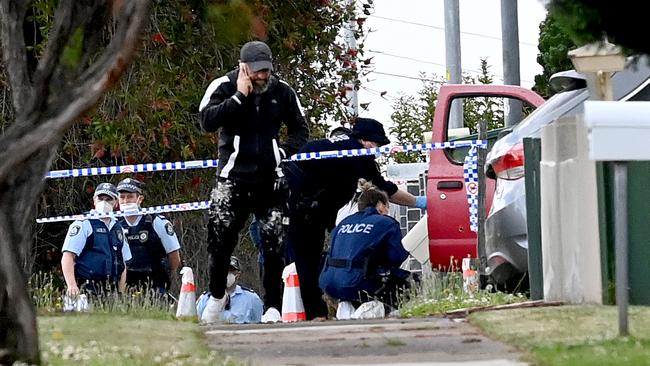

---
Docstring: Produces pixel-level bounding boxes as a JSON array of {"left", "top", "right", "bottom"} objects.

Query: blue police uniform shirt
[
  {"left": 121, "top": 215, "right": 181, "bottom": 254},
  {"left": 319, "top": 207, "right": 409, "bottom": 301},
  {"left": 62, "top": 217, "right": 132, "bottom": 262},
  {"left": 221, "top": 285, "right": 264, "bottom": 324}
]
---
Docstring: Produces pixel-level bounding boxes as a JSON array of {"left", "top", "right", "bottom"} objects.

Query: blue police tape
[
  {"left": 45, "top": 140, "right": 486, "bottom": 178},
  {"left": 35, "top": 201, "right": 211, "bottom": 223},
  {"left": 464, "top": 146, "right": 480, "bottom": 232},
  {"left": 46, "top": 160, "right": 219, "bottom": 179},
  {"left": 39, "top": 140, "right": 488, "bottom": 230},
  {"left": 286, "top": 140, "right": 485, "bottom": 162}
]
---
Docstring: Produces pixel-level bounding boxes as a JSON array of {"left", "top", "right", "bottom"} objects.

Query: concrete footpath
[{"left": 204, "top": 317, "right": 528, "bottom": 366}]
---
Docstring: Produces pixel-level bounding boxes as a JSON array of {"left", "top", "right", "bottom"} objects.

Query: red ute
[{"left": 426, "top": 84, "right": 545, "bottom": 271}]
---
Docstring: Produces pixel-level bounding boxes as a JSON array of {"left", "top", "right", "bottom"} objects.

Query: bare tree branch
[
  {"left": 33, "top": 1, "right": 80, "bottom": 95},
  {"left": 33, "top": 1, "right": 77, "bottom": 85},
  {"left": 0, "top": 0, "right": 149, "bottom": 181},
  {"left": 0, "top": 1, "right": 149, "bottom": 362},
  {"left": 0, "top": 0, "right": 31, "bottom": 112},
  {"left": 78, "top": 3, "right": 148, "bottom": 86},
  {"left": 33, "top": 2, "right": 107, "bottom": 104}
]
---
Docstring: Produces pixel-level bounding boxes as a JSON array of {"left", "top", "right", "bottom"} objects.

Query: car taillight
[{"left": 492, "top": 143, "right": 525, "bottom": 180}]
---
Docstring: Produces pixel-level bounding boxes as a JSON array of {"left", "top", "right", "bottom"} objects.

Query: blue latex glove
[{"left": 415, "top": 195, "right": 427, "bottom": 209}]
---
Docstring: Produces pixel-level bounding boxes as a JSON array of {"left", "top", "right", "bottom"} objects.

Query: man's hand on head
[{"left": 237, "top": 62, "right": 253, "bottom": 96}]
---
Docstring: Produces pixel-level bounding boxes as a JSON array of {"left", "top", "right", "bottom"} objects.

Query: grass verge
[
  {"left": 398, "top": 271, "right": 527, "bottom": 317},
  {"left": 470, "top": 305, "right": 650, "bottom": 366},
  {"left": 39, "top": 314, "right": 244, "bottom": 365}
]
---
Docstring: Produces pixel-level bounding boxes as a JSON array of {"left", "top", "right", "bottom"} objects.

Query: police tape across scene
[
  {"left": 45, "top": 141, "right": 486, "bottom": 179},
  {"left": 39, "top": 140, "right": 486, "bottom": 231},
  {"left": 36, "top": 201, "right": 211, "bottom": 223}
]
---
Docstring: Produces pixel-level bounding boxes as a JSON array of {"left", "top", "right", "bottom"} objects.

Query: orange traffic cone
[
  {"left": 281, "top": 262, "right": 306, "bottom": 322},
  {"left": 461, "top": 256, "right": 479, "bottom": 295},
  {"left": 176, "top": 266, "right": 197, "bottom": 319}
]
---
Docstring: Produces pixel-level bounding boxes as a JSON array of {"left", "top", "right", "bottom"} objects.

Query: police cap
[
  {"left": 350, "top": 118, "right": 391, "bottom": 146},
  {"left": 93, "top": 183, "right": 118, "bottom": 200},
  {"left": 117, "top": 178, "right": 144, "bottom": 195},
  {"left": 229, "top": 256, "right": 241, "bottom": 271}
]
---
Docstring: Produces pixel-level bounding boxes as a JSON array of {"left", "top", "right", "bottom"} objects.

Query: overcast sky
[{"left": 355, "top": 0, "right": 548, "bottom": 127}]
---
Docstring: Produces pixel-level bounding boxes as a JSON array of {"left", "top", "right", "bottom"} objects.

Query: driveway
[{"left": 204, "top": 317, "right": 527, "bottom": 365}]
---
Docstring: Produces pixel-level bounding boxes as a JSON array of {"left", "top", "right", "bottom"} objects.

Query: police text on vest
[{"left": 337, "top": 223, "right": 374, "bottom": 234}]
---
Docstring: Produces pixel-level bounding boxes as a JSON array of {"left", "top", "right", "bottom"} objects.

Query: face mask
[
  {"left": 95, "top": 200, "right": 113, "bottom": 214},
  {"left": 120, "top": 202, "right": 139, "bottom": 213},
  {"left": 226, "top": 273, "right": 236, "bottom": 287}
]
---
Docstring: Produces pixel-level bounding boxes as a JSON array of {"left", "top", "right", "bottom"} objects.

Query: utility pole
[
  {"left": 344, "top": 0, "right": 359, "bottom": 119},
  {"left": 501, "top": 0, "right": 522, "bottom": 127},
  {"left": 444, "top": 0, "right": 463, "bottom": 129}
]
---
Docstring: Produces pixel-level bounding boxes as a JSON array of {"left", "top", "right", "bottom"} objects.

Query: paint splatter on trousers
[{"left": 207, "top": 177, "right": 288, "bottom": 310}]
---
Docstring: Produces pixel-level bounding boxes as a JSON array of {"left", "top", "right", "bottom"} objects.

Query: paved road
[{"left": 204, "top": 317, "right": 527, "bottom": 365}]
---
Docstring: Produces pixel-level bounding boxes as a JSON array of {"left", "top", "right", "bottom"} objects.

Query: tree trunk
[
  {"left": 0, "top": 1, "right": 149, "bottom": 363},
  {"left": 0, "top": 150, "right": 54, "bottom": 364}
]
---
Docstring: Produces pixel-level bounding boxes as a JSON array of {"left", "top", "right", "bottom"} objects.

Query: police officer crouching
[
  {"left": 61, "top": 183, "right": 132, "bottom": 297},
  {"left": 116, "top": 178, "right": 182, "bottom": 294},
  {"left": 319, "top": 182, "right": 413, "bottom": 310}
]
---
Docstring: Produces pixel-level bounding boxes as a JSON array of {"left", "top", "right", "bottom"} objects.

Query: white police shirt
[
  {"left": 62, "top": 217, "right": 132, "bottom": 261},
  {"left": 121, "top": 215, "right": 181, "bottom": 254}
]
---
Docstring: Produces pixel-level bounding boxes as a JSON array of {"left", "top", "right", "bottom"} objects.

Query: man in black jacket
[{"left": 198, "top": 41, "right": 309, "bottom": 323}]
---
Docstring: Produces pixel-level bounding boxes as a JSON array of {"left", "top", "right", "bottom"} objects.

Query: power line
[
  {"left": 369, "top": 14, "right": 537, "bottom": 47},
  {"left": 368, "top": 50, "right": 443, "bottom": 66},
  {"left": 367, "top": 50, "right": 534, "bottom": 84},
  {"left": 370, "top": 70, "right": 435, "bottom": 82},
  {"left": 360, "top": 86, "right": 399, "bottom": 101}
]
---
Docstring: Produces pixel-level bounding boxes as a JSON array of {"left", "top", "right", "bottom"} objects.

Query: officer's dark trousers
[
  {"left": 77, "top": 278, "right": 119, "bottom": 297},
  {"left": 126, "top": 270, "right": 169, "bottom": 295},
  {"left": 355, "top": 273, "right": 411, "bottom": 310},
  {"left": 286, "top": 206, "right": 329, "bottom": 320},
  {"left": 207, "top": 177, "right": 287, "bottom": 310}
]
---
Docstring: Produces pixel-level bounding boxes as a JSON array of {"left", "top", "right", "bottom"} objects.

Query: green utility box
[
  {"left": 523, "top": 138, "right": 543, "bottom": 301},
  {"left": 598, "top": 161, "right": 650, "bottom": 305}
]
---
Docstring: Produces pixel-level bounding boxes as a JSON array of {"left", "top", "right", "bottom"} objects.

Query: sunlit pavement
[{"left": 204, "top": 317, "right": 527, "bottom": 366}]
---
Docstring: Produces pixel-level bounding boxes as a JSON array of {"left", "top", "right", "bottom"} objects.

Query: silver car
[{"left": 484, "top": 58, "right": 650, "bottom": 286}]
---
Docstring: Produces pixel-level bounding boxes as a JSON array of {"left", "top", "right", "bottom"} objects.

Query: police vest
[
  {"left": 75, "top": 219, "right": 125, "bottom": 282},
  {"left": 319, "top": 207, "right": 408, "bottom": 301},
  {"left": 119, "top": 215, "right": 168, "bottom": 280}
]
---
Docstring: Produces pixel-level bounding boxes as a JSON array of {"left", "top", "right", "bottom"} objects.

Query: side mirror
[{"left": 549, "top": 70, "right": 587, "bottom": 93}]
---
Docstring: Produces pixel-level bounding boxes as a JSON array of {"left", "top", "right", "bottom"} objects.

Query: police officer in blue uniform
[
  {"left": 61, "top": 183, "right": 132, "bottom": 296},
  {"left": 196, "top": 256, "right": 264, "bottom": 323},
  {"left": 116, "top": 178, "right": 181, "bottom": 293},
  {"left": 284, "top": 117, "right": 426, "bottom": 319},
  {"left": 319, "top": 185, "right": 411, "bottom": 307}
]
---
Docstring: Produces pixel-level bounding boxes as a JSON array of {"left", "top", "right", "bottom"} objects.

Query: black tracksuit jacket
[{"left": 199, "top": 69, "right": 309, "bottom": 183}]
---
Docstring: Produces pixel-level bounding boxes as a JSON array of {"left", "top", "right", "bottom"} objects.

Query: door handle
[{"left": 437, "top": 181, "right": 463, "bottom": 190}]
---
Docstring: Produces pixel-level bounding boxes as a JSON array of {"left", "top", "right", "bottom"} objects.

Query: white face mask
[
  {"left": 95, "top": 200, "right": 114, "bottom": 214},
  {"left": 120, "top": 202, "right": 139, "bottom": 213},
  {"left": 226, "top": 273, "right": 236, "bottom": 287}
]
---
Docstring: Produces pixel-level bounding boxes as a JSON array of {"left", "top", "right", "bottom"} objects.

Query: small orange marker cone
[
  {"left": 176, "top": 266, "right": 197, "bottom": 319},
  {"left": 281, "top": 263, "right": 306, "bottom": 322}
]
